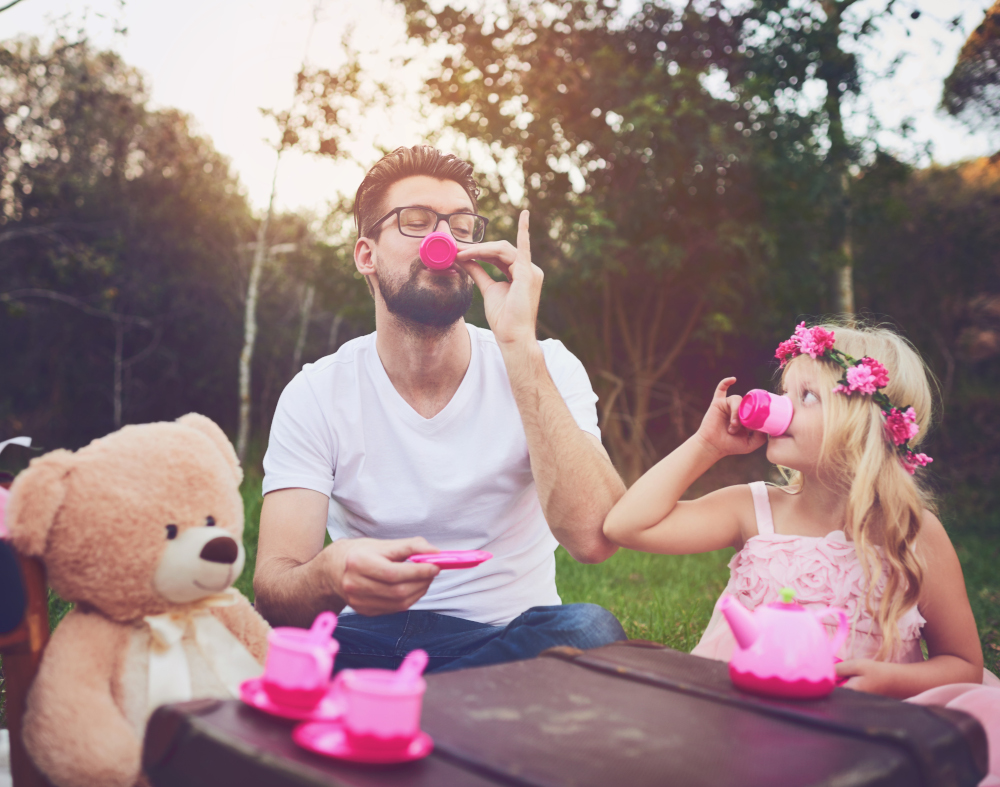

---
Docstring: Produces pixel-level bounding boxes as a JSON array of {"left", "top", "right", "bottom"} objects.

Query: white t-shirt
[{"left": 262, "top": 323, "right": 601, "bottom": 626}]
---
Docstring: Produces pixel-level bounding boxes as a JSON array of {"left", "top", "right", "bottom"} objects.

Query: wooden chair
[{"left": 0, "top": 544, "right": 53, "bottom": 787}]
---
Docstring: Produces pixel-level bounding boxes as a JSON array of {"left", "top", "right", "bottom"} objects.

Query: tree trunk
[
  {"left": 291, "top": 283, "right": 316, "bottom": 376},
  {"left": 236, "top": 157, "right": 280, "bottom": 463},
  {"left": 595, "top": 276, "right": 705, "bottom": 486},
  {"left": 836, "top": 171, "right": 855, "bottom": 318},
  {"left": 113, "top": 321, "right": 123, "bottom": 429},
  {"left": 821, "top": 0, "right": 857, "bottom": 319}
]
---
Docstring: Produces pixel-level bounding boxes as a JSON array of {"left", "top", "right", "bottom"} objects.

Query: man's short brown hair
[{"left": 354, "top": 145, "right": 480, "bottom": 240}]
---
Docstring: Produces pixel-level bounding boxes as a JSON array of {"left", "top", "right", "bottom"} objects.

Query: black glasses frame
[{"left": 371, "top": 206, "right": 490, "bottom": 244}]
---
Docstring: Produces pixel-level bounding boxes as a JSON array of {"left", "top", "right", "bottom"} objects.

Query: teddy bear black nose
[{"left": 199, "top": 536, "right": 238, "bottom": 564}]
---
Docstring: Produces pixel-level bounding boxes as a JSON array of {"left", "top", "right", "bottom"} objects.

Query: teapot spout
[{"left": 719, "top": 595, "right": 759, "bottom": 650}]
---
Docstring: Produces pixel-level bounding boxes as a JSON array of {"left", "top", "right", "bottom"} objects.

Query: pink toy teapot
[{"left": 720, "top": 588, "right": 848, "bottom": 699}]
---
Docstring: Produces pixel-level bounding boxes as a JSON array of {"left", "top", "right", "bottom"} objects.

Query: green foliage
[
  {"left": 0, "top": 36, "right": 254, "bottom": 445},
  {"left": 400, "top": 0, "right": 768, "bottom": 481},
  {"left": 943, "top": 2, "right": 1000, "bottom": 129},
  {"left": 852, "top": 157, "right": 1000, "bottom": 492},
  {"left": 0, "top": 36, "right": 375, "bottom": 452}
]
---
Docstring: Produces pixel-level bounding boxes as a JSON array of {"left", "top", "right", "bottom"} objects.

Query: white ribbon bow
[{"left": 144, "top": 589, "right": 263, "bottom": 717}]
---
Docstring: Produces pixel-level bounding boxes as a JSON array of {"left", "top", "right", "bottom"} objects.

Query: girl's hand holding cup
[{"left": 695, "top": 377, "right": 767, "bottom": 458}]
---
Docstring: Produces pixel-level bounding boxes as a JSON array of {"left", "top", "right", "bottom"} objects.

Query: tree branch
[
  {"left": 652, "top": 295, "right": 706, "bottom": 380},
  {"left": 0, "top": 289, "right": 154, "bottom": 328}
]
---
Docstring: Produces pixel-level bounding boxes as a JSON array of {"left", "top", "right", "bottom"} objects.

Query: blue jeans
[{"left": 333, "top": 604, "right": 627, "bottom": 674}]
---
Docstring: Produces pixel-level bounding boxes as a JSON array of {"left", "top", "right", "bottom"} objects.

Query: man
[{"left": 254, "top": 145, "right": 627, "bottom": 673}]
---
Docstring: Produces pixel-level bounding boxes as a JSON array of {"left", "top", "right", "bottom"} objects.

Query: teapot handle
[{"left": 814, "top": 607, "right": 849, "bottom": 657}]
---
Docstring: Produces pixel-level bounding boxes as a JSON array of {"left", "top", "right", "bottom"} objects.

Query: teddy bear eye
[
  {"left": 206, "top": 516, "right": 216, "bottom": 527},
  {"left": 165, "top": 524, "right": 178, "bottom": 540}
]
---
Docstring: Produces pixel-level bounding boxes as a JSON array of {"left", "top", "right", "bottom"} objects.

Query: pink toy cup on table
[
  {"left": 334, "top": 659, "right": 427, "bottom": 753},
  {"left": 262, "top": 611, "right": 339, "bottom": 710},
  {"left": 419, "top": 231, "right": 458, "bottom": 270},
  {"left": 738, "top": 389, "right": 793, "bottom": 437}
]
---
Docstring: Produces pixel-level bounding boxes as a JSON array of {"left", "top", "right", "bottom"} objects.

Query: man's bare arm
[
  {"left": 504, "top": 344, "right": 623, "bottom": 562},
  {"left": 457, "top": 211, "right": 624, "bottom": 564},
  {"left": 254, "top": 488, "right": 441, "bottom": 627}
]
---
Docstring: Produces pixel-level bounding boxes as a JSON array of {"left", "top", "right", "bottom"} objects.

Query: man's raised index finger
[{"left": 517, "top": 210, "right": 530, "bottom": 259}]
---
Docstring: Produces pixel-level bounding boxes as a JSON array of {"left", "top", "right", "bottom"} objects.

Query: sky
[{"left": 2, "top": 0, "right": 996, "bottom": 215}]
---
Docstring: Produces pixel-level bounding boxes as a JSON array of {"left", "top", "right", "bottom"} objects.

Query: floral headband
[{"left": 775, "top": 323, "right": 932, "bottom": 474}]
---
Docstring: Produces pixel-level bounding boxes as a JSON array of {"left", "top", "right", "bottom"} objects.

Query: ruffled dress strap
[{"left": 748, "top": 482, "right": 774, "bottom": 536}]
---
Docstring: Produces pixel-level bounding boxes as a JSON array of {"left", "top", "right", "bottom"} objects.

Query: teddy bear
[{"left": 6, "top": 414, "right": 271, "bottom": 787}]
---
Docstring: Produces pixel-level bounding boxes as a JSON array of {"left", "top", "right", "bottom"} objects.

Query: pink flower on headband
[
  {"left": 900, "top": 450, "right": 933, "bottom": 475},
  {"left": 885, "top": 407, "right": 920, "bottom": 447},
  {"left": 794, "top": 323, "right": 836, "bottom": 359},
  {"left": 775, "top": 339, "right": 800, "bottom": 367},
  {"left": 860, "top": 357, "right": 889, "bottom": 388},
  {"left": 833, "top": 357, "right": 890, "bottom": 396}
]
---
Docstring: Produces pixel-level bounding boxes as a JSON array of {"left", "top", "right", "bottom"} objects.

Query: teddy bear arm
[
  {"left": 25, "top": 611, "right": 143, "bottom": 787},
  {"left": 210, "top": 591, "right": 271, "bottom": 665}
]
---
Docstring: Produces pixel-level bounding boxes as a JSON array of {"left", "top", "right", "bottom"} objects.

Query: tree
[
  {"left": 943, "top": 1, "right": 1000, "bottom": 130},
  {"left": 0, "top": 36, "right": 255, "bottom": 445},
  {"left": 851, "top": 154, "right": 1000, "bottom": 496},
  {"left": 235, "top": 27, "right": 383, "bottom": 460},
  {"left": 715, "top": 0, "right": 876, "bottom": 318},
  {"left": 400, "top": 0, "right": 765, "bottom": 483}
]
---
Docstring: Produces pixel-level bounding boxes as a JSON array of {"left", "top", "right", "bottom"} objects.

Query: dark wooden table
[{"left": 143, "top": 641, "right": 987, "bottom": 787}]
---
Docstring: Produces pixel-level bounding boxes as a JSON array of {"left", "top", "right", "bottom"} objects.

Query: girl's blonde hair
[{"left": 779, "top": 322, "right": 936, "bottom": 660}]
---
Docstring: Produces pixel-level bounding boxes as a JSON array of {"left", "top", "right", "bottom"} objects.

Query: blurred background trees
[
  {"left": 0, "top": 35, "right": 369, "bottom": 453},
  {"left": 1, "top": 1, "right": 998, "bottom": 509}
]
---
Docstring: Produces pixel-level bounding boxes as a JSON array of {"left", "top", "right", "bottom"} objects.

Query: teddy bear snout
[
  {"left": 153, "top": 525, "right": 246, "bottom": 603},
  {"left": 200, "top": 536, "right": 239, "bottom": 564}
]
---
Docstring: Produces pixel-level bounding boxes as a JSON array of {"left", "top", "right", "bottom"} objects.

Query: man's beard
[{"left": 378, "top": 257, "right": 475, "bottom": 331}]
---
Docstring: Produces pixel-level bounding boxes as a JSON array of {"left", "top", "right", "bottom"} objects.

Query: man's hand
[
  {"left": 456, "top": 210, "right": 541, "bottom": 348},
  {"left": 328, "top": 537, "right": 441, "bottom": 616}
]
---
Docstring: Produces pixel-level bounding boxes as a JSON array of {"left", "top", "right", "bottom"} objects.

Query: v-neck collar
[{"left": 368, "top": 323, "right": 479, "bottom": 430}]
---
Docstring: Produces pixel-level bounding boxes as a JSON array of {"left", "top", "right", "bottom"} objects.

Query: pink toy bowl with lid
[
  {"left": 720, "top": 588, "right": 848, "bottom": 700},
  {"left": 419, "top": 231, "right": 458, "bottom": 270},
  {"left": 738, "top": 389, "right": 794, "bottom": 437},
  {"left": 261, "top": 611, "right": 339, "bottom": 710}
]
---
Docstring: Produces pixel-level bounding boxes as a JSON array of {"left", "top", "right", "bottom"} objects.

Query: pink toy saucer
[
  {"left": 408, "top": 550, "right": 492, "bottom": 569},
  {"left": 239, "top": 677, "right": 344, "bottom": 722},
  {"left": 293, "top": 721, "right": 434, "bottom": 764}
]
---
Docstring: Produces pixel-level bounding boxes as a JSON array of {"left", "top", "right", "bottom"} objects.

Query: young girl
[{"left": 603, "top": 323, "right": 998, "bottom": 779}]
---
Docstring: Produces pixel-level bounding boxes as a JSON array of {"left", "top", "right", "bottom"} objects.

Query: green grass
[
  {"left": 2, "top": 472, "right": 997, "bottom": 729},
  {"left": 556, "top": 546, "right": 733, "bottom": 651},
  {"left": 953, "top": 533, "right": 1000, "bottom": 676}
]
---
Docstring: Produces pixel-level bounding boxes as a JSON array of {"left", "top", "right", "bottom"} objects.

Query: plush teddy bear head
[{"left": 7, "top": 414, "right": 247, "bottom": 622}]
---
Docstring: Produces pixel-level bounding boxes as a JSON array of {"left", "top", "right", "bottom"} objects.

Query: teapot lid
[{"left": 770, "top": 586, "right": 805, "bottom": 611}]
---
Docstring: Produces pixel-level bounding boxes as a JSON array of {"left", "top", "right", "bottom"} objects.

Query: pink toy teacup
[
  {"left": 333, "top": 649, "right": 428, "bottom": 752},
  {"left": 738, "top": 389, "right": 794, "bottom": 437},
  {"left": 419, "top": 231, "right": 457, "bottom": 270},
  {"left": 262, "top": 611, "right": 339, "bottom": 710}
]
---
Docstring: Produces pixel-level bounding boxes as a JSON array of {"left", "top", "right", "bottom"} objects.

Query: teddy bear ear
[
  {"left": 6, "top": 449, "right": 75, "bottom": 557},
  {"left": 175, "top": 413, "right": 243, "bottom": 485}
]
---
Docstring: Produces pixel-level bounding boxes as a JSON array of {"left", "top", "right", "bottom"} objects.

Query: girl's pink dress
[{"left": 692, "top": 482, "right": 1000, "bottom": 786}]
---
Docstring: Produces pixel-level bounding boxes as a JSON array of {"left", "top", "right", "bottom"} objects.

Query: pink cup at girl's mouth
[{"left": 738, "top": 390, "right": 794, "bottom": 437}]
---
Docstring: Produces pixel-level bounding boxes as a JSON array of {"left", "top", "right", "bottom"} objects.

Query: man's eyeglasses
[{"left": 372, "top": 207, "right": 489, "bottom": 244}]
